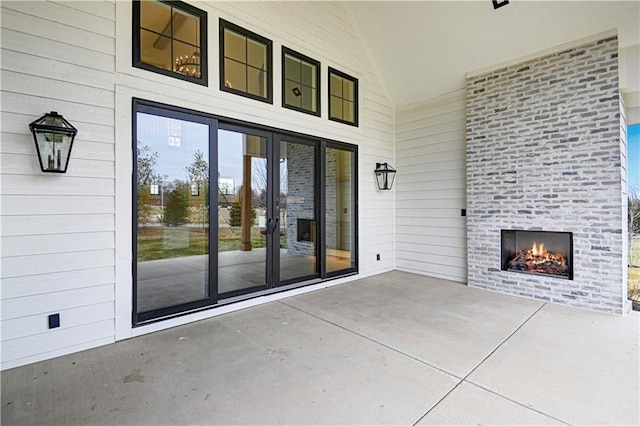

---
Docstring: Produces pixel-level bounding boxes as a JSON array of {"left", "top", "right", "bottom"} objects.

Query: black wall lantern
[
  {"left": 374, "top": 162, "right": 396, "bottom": 190},
  {"left": 29, "top": 111, "right": 77, "bottom": 173}
]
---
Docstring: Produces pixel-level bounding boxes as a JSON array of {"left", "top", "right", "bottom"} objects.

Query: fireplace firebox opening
[
  {"left": 501, "top": 230, "right": 573, "bottom": 280},
  {"left": 297, "top": 218, "right": 314, "bottom": 242}
]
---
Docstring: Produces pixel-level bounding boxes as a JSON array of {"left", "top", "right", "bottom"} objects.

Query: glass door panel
[
  {"left": 279, "top": 140, "right": 318, "bottom": 283},
  {"left": 326, "top": 147, "right": 356, "bottom": 273},
  {"left": 217, "top": 129, "right": 269, "bottom": 296},
  {"left": 135, "top": 112, "right": 210, "bottom": 314}
]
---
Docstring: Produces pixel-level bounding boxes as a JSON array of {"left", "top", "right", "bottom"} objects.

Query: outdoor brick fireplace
[{"left": 466, "top": 34, "right": 627, "bottom": 314}]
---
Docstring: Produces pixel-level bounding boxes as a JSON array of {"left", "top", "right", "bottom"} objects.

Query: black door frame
[
  {"left": 132, "top": 98, "right": 358, "bottom": 326},
  {"left": 324, "top": 141, "right": 358, "bottom": 279},
  {"left": 274, "top": 133, "right": 322, "bottom": 286},
  {"left": 216, "top": 122, "right": 275, "bottom": 299},
  {"left": 132, "top": 99, "right": 219, "bottom": 325}
]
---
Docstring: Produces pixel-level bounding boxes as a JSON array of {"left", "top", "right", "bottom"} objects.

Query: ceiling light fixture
[{"left": 175, "top": 51, "right": 201, "bottom": 78}]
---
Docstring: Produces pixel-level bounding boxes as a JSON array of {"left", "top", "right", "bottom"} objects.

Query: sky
[
  {"left": 137, "top": 114, "right": 245, "bottom": 185},
  {"left": 628, "top": 124, "right": 640, "bottom": 191}
]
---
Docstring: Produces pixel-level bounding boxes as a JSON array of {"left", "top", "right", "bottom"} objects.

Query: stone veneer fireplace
[{"left": 466, "top": 34, "right": 628, "bottom": 314}]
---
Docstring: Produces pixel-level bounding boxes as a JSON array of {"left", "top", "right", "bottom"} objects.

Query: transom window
[
  {"left": 282, "top": 47, "right": 320, "bottom": 116},
  {"left": 220, "top": 19, "right": 273, "bottom": 103},
  {"left": 328, "top": 67, "right": 358, "bottom": 126},
  {"left": 133, "top": 0, "right": 208, "bottom": 85}
]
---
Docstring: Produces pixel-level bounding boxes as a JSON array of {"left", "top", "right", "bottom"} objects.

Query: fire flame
[
  {"left": 508, "top": 240, "right": 569, "bottom": 277},
  {"left": 532, "top": 242, "right": 545, "bottom": 257},
  {"left": 527, "top": 241, "right": 564, "bottom": 264}
]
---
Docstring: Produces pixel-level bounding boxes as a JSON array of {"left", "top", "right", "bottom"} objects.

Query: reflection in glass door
[
  {"left": 217, "top": 128, "right": 270, "bottom": 297},
  {"left": 326, "top": 146, "right": 356, "bottom": 274},
  {"left": 133, "top": 99, "right": 358, "bottom": 324},
  {"left": 278, "top": 139, "right": 318, "bottom": 283},
  {"left": 135, "top": 110, "right": 211, "bottom": 319}
]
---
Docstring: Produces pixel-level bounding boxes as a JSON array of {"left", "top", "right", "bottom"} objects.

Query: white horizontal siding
[
  {"left": 1, "top": 321, "right": 115, "bottom": 370},
  {"left": 2, "top": 267, "right": 115, "bottom": 299},
  {"left": 0, "top": 195, "right": 113, "bottom": 216},
  {"left": 2, "top": 1, "right": 114, "bottom": 37},
  {"left": 1, "top": 285, "right": 114, "bottom": 320},
  {"left": 3, "top": 92, "right": 115, "bottom": 126},
  {"left": 1, "top": 177, "right": 114, "bottom": 196},
  {"left": 395, "top": 90, "right": 467, "bottom": 283},
  {"left": 1, "top": 6, "right": 114, "bottom": 54},
  {"left": 49, "top": 0, "right": 115, "bottom": 19},
  {"left": 1, "top": 132, "right": 114, "bottom": 162},
  {"left": 1, "top": 302, "right": 114, "bottom": 341},
  {"left": 2, "top": 232, "right": 114, "bottom": 257},
  {"left": 2, "top": 250, "right": 114, "bottom": 279},
  {"left": 1, "top": 28, "right": 114, "bottom": 72},
  {"left": 0, "top": 0, "right": 394, "bottom": 369},
  {"left": 2, "top": 153, "right": 114, "bottom": 179},
  {"left": 0, "top": 0, "right": 116, "bottom": 369},
  {"left": 1, "top": 112, "right": 114, "bottom": 143}
]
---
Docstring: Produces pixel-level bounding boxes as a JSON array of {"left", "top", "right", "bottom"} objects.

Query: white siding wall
[
  {"left": 1, "top": 1, "right": 395, "bottom": 369},
  {"left": 1, "top": 1, "right": 117, "bottom": 370},
  {"left": 395, "top": 90, "right": 467, "bottom": 283}
]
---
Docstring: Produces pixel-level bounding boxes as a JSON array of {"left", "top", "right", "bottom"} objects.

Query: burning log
[{"left": 507, "top": 242, "right": 569, "bottom": 277}]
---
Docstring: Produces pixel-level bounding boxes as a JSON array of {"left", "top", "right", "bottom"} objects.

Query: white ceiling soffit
[{"left": 344, "top": 1, "right": 640, "bottom": 109}]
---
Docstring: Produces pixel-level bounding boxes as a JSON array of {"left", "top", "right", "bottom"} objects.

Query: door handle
[{"left": 268, "top": 217, "right": 279, "bottom": 234}]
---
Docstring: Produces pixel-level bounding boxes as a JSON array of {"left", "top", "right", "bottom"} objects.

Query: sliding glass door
[
  {"left": 217, "top": 126, "right": 272, "bottom": 298},
  {"left": 133, "top": 99, "right": 357, "bottom": 325},
  {"left": 277, "top": 138, "right": 319, "bottom": 284},
  {"left": 133, "top": 103, "right": 216, "bottom": 322},
  {"left": 325, "top": 145, "right": 356, "bottom": 275}
]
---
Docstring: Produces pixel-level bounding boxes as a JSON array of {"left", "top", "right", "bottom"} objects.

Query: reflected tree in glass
[{"left": 135, "top": 112, "right": 210, "bottom": 314}]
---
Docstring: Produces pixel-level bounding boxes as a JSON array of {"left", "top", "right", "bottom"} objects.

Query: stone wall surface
[
  {"left": 285, "top": 142, "right": 316, "bottom": 256},
  {"left": 326, "top": 149, "right": 338, "bottom": 250},
  {"left": 466, "top": 36, "right": 626, "bottom": 313}
]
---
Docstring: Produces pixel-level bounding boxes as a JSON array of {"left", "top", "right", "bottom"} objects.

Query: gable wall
[{"left": 0, "top": 0, "right": 395, "bottom": 370}]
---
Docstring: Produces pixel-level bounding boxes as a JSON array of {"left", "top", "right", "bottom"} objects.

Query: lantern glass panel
[
  {"left": 375, "top": 164, "right": 396, "bottom": 190},
  {"left": 34, "top": 130, "right": 73, "bottom": 172}
]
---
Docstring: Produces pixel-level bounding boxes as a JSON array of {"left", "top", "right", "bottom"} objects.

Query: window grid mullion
[
  {"left": 170, "top": 6, "right": 174, "bottom": 73},
  {"left": 244, "top": 37, "right": 249, "bottom": 94}
]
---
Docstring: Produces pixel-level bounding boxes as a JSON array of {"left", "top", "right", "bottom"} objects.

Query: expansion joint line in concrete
[
  {"left": 279, "top": 300, "right": 568, "bottom": 425},
  {"left": 412, "top": 302, "right": 568, "bottom": 426},
  {"left": 278, "top": 300, "right": 458, "bottom": 378}
]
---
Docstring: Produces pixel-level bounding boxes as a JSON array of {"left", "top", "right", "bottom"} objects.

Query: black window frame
[
  {"left": 328, "top": 67, "right": 359, "bottom": 127},
  {"left": 282, "top": 46, "right": 321, "bottom": 117},
  {"left": 219, "top": 19, "right": 273, "bottom": 104},
  {"left": 132, "top": 0, "right": 208, "bottom": 86}
]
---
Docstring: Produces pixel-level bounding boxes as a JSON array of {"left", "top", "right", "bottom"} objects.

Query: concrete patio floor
[{"left": 2, "top": 271, "right": 639, "bottom": 425}]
